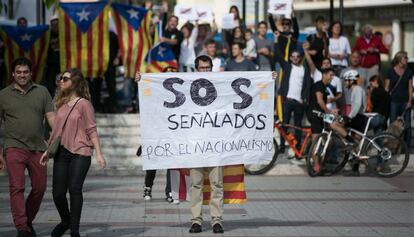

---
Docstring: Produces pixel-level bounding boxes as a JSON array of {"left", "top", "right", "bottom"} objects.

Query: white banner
[
  {"left": 221, "top": 13, "right": 235, "bottom": 29},
  {"left": 268, "top": 0, "right": 292, "bottom": 16},
  {"left": 139, "top": 72, "right": 274, "bottom": 170},
  {"left": 174, "top": 5, "right": 214, "bottom": 23}
]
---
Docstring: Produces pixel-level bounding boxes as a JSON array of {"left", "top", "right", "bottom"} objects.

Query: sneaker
[
  {"left": 189, "top": 223, "right": 202, "bottom": 233},
  {"left": 173, "top": 199, "right": 180, "bottom": 204},
  {"left": 279, "top": 145, "right": 285, "bottom": 154},
  {"left": 343, "top": 170, "right": 360, "bottom": 176},
  {"left": 143, "top": 187, "right": 152, "bottom": 200},
  {"left": 51, "top": 222, "right": 69, "bottom": 237},
  {"left": 17, "top": 230, "right": 31, "bottom": 237},
  {"left": 377, "top": 163, "right": 392, "bottom": 173},
  {"left": 313, "top": 162, "right": 321, "bottom": 173},
  {"left": 28, "top": 223, "right": 36, "bottom": 237},
  {"left": 165, "top": 193, "right": 173, "bottom": 203},
  {"left": 212, "top": 223, "right": 224, "bottom": 234}
]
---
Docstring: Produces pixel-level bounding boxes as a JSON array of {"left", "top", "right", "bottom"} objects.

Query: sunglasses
[
  {"left": 59, "top": 76, "right": 71, "bottom": 82},
  {"left": 282, "top": 22, "right": 291, "bottom": 26}
]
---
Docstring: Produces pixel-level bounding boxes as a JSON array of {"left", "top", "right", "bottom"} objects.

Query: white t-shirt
[
  {"left": 287, "top": 65, "right": 305, "bottom": 102},
  {"left": 212, "top": 57, "right": 223, "bottom": 72},
  {"left": 329, "top": 36, "right": 351, "bottom": 67},
  {"left": 312, "top": 69, "right": 342, "bottom": 109},
  {"left": 179, "top": 27, "right": 198, "bottom": 65},
  {"left": 243, "top": 38, "right": 257, "bottom": 58}
]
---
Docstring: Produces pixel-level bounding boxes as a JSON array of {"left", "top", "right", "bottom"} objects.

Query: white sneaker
[
  {"left": 173, "top": 199, "right": 180, "bottom": 204},
  {"left": 143, "top": 187, "right": 152, "bottom": 200}
]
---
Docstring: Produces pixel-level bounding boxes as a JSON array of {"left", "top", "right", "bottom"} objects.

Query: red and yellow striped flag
[
  {"left": 58, "top": 1, "right": 109, "bottom": 78},
  {"left": 171, "top": 165, "right": 247, "bottom": 204},
  {"left": 0, "top": 25, "right": 50, "bottom": 83},
  {"left": 111, "top": 3, "right": 153, "bottom": 78}
]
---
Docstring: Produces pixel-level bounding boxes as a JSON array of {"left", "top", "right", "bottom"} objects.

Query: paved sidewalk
[{"left": 1, "top": 174, "right": 414, "bottom": 237}]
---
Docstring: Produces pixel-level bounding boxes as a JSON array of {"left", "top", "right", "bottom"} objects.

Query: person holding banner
[
  {"left": 0, "top": 57, "right": 55, "bottom": 237},
  {"left": 188, "top": 55, "right": 224, "bottom": 234}
]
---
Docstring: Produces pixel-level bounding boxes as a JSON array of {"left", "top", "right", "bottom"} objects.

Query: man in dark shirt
[
  {"left": 307, "top": 68, "right": 334, "bottom": 136},
  {"left": 368, "top": 75, "right": 389, "bottom": 132},
  {"left": 306, "top": 16, "right": 329, "bottom": 70},
  {"left": 161, "top": 15, "right": 184, "bottom": 61},
  {"left": 225, "top": 42, "right": 256, "bottom": 71},
  {"left": 0, "top": 57, "right": 55, "bottom": 237},
  {"left": 268, "top": 9, "right": 299, "bottom": 60}
]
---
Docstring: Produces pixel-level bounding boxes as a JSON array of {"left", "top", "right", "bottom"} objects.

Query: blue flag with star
[
  {"left": 111, "top": 3, "right": 148, "bottom": 31},
  {"left": 60, "top": 1, "right": 107, "bottom": 33},
  {"left": 0, "top": 25, "right": 49, "bottom": 51},
  {"left": 144, "top": 43, "right": 178, "bottom": 72}
]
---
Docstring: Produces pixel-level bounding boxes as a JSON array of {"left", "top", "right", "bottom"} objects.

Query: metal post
[
  {"left": 242, "top": 0, "right": 246, "bottom": 25},
  {"left": 339, "top": 0, "right": 344, "bottom": 23},
  {"left": 255, "top": 0, "right": 259, "bottom": 28},
  {"left": 329, "top": 0, "right": 334, "bottom": 23},
  {"left": 7, "top": 0, "right": 13, "bottom": 19},
  {"left": 36, "top": 0, "right": 41, "bottom": 25}
]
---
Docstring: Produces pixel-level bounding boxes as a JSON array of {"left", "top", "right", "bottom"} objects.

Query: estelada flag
[
  {"left": 144, "top": 42, "right": 178, "bottom": 72},
  {"left": 170, "top": 165, "right": 247, "bottom": 204},
  {"left": 111, "top": 3, "right": 153, "bottom": 78},
  {"left": 58, "top": 1, "right": 109, "bottom": 78},
  {"left": 0, "top": 25, "right": 50, "bottom": 83}
]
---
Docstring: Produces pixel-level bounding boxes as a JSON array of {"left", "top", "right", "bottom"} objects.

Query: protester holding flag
[
  {"left": 0, "top": 57, "right": 55, "bottom": 237},
  {"left": 161, "top": 15, "right": 183, "bottom": 61},
  {"left": 40, "top": 68, "right": 106, "bottom": 237},
  {"left": 274, "top": 31, "right": 311, "bottom": 153}
]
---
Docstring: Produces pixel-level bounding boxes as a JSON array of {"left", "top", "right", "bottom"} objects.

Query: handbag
[{"left": 47, "top": 98, "right": 81, "bottom": 159}]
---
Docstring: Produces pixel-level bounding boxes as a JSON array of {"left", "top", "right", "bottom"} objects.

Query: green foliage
[{"left": 43, "top": 0, "right": 58, "bottom": 9}]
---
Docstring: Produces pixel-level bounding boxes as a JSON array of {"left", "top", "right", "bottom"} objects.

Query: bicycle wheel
[
  {"left": 322, "top": 134, "right": 349, "bottom": 176},
  {"left": 363, "top": 132, "right": 409, "bottom": 177},
  {"left": 244, "top": 138, "right": 279, "bottom": 175},
  {"left": 306, "top": 133, "right": 327, "bottom": 177}
]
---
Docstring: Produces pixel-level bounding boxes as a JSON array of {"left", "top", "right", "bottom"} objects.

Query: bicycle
[
  {"left": 306, "top": 111, "right": 350, "bottom": 177},
  {"left": 244, "top": 118, "right": 312, "bottom": 175},
  {"left": 307, "top": 112, "right": 410, "bottom": 177}
]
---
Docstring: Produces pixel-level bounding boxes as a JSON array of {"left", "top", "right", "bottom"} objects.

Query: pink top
[{"left": 49, "top": 98, "right": 98, "bottom": 156}]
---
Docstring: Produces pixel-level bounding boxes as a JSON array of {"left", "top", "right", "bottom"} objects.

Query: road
[{"left": 1, "top": 173, "right": 413, "bottom": 237}]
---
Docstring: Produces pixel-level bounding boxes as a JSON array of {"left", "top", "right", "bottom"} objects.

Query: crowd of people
[{"left": 0, "top": 1, "right": 413, "bottom": 237}]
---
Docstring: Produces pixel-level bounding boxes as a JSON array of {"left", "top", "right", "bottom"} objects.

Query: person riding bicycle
[{"left": 333, "top": 69, "right": 368, "bottom": 176}]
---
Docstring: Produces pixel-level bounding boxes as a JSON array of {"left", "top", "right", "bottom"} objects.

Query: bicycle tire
[
  {"left": 306, "top": 133, "right": 327, "bottom": 177},
  {"left": 322, "top": 134, "right": 350, "bottom": 176},
  {"left": 244, "top": 138, "right": 279, "bottom": 175},
  {"left": 363, "top": 132, "right": 409, "bottom": 177},
  {"left": 298, "top": 138, "right": 312, "bottom": 160}
]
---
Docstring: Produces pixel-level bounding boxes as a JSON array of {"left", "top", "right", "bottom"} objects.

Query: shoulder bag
[{"left": 47, "top": 98, "right": 81, "bottom": 159}]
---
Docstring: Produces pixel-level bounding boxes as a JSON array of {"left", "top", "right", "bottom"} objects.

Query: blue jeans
[
  {"left": 280, "top": 98, "right": 304, "bottom": 148},
  {"left": 369, "top": 114, "right": 387, "bottom": 133},
  {"left": 389, "top": 102, "right": 411, "bottom": 145}
]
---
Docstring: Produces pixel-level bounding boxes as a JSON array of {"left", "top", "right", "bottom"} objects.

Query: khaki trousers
[{"left": 190, "top": 166, "right": 223, "bottom": 226}]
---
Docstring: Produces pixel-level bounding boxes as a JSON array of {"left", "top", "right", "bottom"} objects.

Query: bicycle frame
[
  {"left": 274, "top": 121, "right": 312, "bottom": 158},
  {"left": 347, "top": 115, "right": 382, "bottom": 159}
]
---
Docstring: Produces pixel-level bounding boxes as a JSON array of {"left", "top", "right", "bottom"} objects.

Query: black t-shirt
[
  {"left": 371, "top": 86, "right": 390, "bottom": 118},
  {"left": 309, "top": 81, "right": 328, "bottom": 113},
  {"left": 386, "top": 68, "right": 413, "bottom": 103},
  {"left": 306, "top": 34, "right": 328, "bottom": 69},
  {"left": 163, "top": 28, "right": 183, "bottom": 61}
]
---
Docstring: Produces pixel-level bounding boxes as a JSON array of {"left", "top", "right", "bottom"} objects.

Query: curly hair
[{"left": 55, "top": 68, "right": 91, "bottom": 109}]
